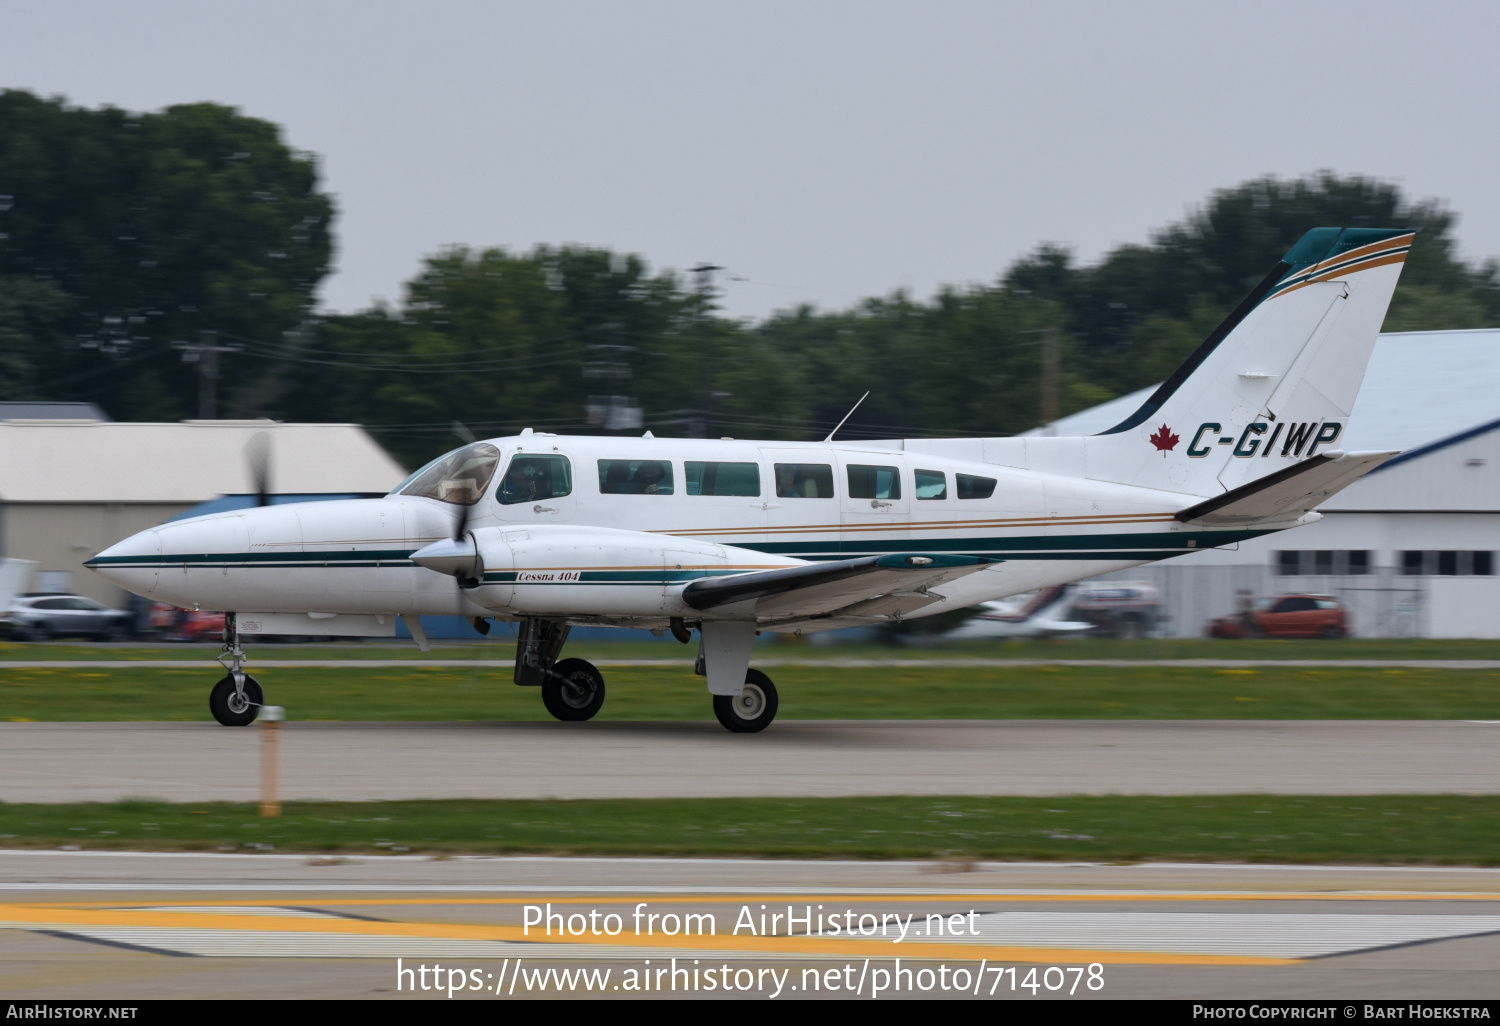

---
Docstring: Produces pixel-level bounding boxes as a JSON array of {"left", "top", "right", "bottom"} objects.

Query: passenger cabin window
[
  {"left": 497, "top": 454, "right": 573, "bottom": 505},
  {"left": 685, "top": 461, "right": 760, "bottom": 496},
  {"left": 914, "top": 469, "right": 947, "bottom": 500},
  {"left": 598, "top": 459, "right": 674, "bottom": 495},
  {"left": 774, "top": 463, "right": 834, "bottom": 498},
  {"left": 847, "top": 464, "right": 901, "bottom": 500},
  {"left": 400, "top": 442, "right": 501, "bottom": 505},
  {"left": 956, "top": 473, "right": 997, "bottom": 500}
]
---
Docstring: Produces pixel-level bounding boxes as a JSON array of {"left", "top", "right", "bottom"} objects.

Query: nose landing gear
[{"left": 210, "top": 613, "right": 263, "bottom": 727}]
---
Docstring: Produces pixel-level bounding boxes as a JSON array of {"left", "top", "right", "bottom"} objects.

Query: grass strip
[
  {"left": 3, "top": 795, "right": 1498, "bottom": 864},
  {"left": 3, "top": 663, "right": 1499, "bottom": 721},
  {"left": 9, "top": 637, "right": 1500, "bottom": 663}
]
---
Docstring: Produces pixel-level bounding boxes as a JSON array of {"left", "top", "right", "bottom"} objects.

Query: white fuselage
[{"left": 89, "top": 433, "right": 1275, "bottom": 632}]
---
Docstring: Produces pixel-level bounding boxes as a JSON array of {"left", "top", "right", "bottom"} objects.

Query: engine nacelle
[{"left": 413, "top": 524, "right": 800, "bottom": 618}]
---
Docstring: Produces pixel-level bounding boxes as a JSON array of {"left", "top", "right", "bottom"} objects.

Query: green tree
[
  {"left": 282, "top": 246, "right": 703, "bottom": 468},
  {"left": 1004, "top": 173, "right": 1500, "bottom": 398},
  {"left": 0, "top": 90, "right": 333, "bottom": 419}
]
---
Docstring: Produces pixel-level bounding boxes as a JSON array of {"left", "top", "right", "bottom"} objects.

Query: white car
[{"left": 1, "top": 594, "right": 135, "bottom": 641}]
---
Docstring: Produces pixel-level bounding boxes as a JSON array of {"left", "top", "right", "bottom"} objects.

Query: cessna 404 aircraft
[{"left": 88, "top": 227, "right": 1412, "bottom": 732}]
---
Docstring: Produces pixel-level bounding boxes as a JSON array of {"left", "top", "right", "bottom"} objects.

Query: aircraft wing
[
  {"left": 681, "top": 553, "right": 992, "bottom": 624},
  {"left": 1174, "top": 450, "right": 1398, "bottom": 527}
]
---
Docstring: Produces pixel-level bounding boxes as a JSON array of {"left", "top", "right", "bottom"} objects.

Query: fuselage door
[
  {"left": 494, "top": 447, "right": 578, "bottom": 524},
  {"left": 836, "top": 453, "right": 911, "bottom": 551},
  {"left": 758, "top": 448, "right": 840, "bottom": 561}
]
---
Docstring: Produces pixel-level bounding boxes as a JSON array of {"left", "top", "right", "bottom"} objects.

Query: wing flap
[
  {"left": 1175, "top": 450, "right": 1397, "bottom": 526},
  {"left": 681, "top": 553, "right": 991, "bottom": 620}
]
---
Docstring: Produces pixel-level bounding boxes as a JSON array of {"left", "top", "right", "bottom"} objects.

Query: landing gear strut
[
  {"left": 515, "top": 617, "right": 606, "bottom": 722},
  {"left": 210, "top": 613, "right": 263, "bottom": 727}
]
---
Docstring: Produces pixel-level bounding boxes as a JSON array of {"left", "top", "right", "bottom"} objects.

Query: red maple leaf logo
[{"left": 1149, "top": 424, "right": 1179, "bottom": 455}]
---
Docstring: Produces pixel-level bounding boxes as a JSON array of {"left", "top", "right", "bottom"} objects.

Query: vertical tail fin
[{"left": 1087, "top": 227, "right": 1413, "bottom": 496}]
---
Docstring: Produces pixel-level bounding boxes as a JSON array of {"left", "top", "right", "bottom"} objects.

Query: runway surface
[
  {"left": 3, "top": 851, "right": 1498, "bottom": 999},
  {"left": 2, "top": 720, "right": 1498, "bottom": 802}
]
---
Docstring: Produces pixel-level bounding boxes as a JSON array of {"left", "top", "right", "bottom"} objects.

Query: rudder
[{"left": 1086, "top": 227, "right": 1413, "bottom": 497}]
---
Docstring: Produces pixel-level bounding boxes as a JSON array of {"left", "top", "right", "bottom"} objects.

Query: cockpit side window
[
  {"left": 398, "top": 442, "right": 501, "bottom": 505},
  {"left": 498, "top": 454, "right": 573, "bottom": 505}
]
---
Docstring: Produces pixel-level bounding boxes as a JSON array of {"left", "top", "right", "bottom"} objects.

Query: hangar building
[
  {"left": 0, "top": 407, "right": 407, "bottom": 607},
  {"left": 1030, "top": 328, "right": 1500, "bottom": 638}
]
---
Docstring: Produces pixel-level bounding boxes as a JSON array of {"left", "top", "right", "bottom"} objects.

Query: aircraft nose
[{"left": 85, "top": 528, "right": 163, "bottom": 596}]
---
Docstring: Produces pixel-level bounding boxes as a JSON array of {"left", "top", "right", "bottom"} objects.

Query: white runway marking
[
  {"left": 33, "top": 912, "right": 1500, "bottom": 960},
  {"left": 962, "top": 912, "right": 1500, "bottom": 959}
]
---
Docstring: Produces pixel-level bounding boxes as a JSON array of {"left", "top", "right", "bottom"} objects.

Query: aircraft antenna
[{"left": 824, "top": 391, "right": 870, "bottom": 442}]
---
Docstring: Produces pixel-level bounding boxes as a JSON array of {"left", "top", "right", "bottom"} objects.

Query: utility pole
[
  {"left": 688, "top": 264, "right": 722, "bottom": 438},
  {"left": 1040, "top": 327, "right": 1060, "bottom": 436},
  {"left": 172, "top": 332, "right": 243, "bottom": 419}
]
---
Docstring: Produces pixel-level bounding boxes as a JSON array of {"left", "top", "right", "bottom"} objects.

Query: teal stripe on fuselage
[
  {"left": 747, "top": 528, "right": 1269, "bottom": 557},
  {"left": 85, "top": 548, "right": 420, "bottom": 568},
  {"left": 88, "top": 528, "right": 1273, "bottom": 572}
]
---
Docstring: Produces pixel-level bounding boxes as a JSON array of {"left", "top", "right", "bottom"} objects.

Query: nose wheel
[
  {"left": 209, "top": 613, "right": 265, "bottom": 726},
  {"left": 210, "top": 673, "right": 263, "bottom": 726}
]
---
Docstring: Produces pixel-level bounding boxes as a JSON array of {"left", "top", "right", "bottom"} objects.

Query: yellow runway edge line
[
  {"left": 15, "top": 889, "right": 1500, "bottom": 966},
  {"left": 0, "top": 902, "right": 1298, "bottom": 966}
]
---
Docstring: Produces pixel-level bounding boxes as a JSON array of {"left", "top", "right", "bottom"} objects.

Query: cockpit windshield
[{"left": 398, "top": 442, "right": 501, "bottom": 505}]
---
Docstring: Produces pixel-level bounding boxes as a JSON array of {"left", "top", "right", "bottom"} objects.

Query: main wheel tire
[
  {"left": 21, "top": 623, "right": 52, "bottom": 642},
  {"left": 1321, "top": 625, "right": 1345, "bottom": 639},
  {"left": 713, "top": 669, "right": 779, "bottom": 733},
  {"left": 542, "top": 658, "right": 606, "bottom": 721},
  {"left": 209, "top": 674, "right": 264, "bottom": 727}
]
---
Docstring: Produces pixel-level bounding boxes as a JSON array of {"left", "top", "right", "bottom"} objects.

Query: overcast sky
[{"left": 3, "top": 0, "right": 1496, "bottom": 320}]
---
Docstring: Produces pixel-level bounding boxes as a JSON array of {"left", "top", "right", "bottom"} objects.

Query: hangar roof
[
  {"left": 0, "top": 421, "right": 408, "bottom": 503},
  {"left": 1029, "top": 328, "right": 1500, "bottom": 454}
]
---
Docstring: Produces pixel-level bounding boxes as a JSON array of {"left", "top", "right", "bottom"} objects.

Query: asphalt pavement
[
  {"left": 2, "top": 719, "right": 1498, "bottom": 802},
  {"left": 3, "top": 852, "right": 1498, "bottom": 999}
]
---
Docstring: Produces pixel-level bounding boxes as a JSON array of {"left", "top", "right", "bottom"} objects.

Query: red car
[
  {"left": 149, "top": 603, "right": 226, "bottom": 642},
  {"left": 1208, "top": 595, "right": 1348, "bottom": 639}
]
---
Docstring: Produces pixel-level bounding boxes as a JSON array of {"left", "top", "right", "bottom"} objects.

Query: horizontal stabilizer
[
  {"left": 1175, "top": 451, "right": 1397, "bottom": 527},
  {"left": 683, "top": 553, "right": 991, "bottom": 621}
]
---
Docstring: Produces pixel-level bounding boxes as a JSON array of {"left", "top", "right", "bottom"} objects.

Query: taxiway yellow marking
[{"left": 0, "top": 903, "right": 1295, "bottom": 966}]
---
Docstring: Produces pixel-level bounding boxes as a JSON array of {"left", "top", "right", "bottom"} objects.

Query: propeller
[{"left": 244, "top": 430, "right": 272, "bottom": 508}]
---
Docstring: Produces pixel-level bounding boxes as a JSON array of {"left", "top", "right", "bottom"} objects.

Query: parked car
[
  {"left": 1068, "top": 582, "right": 1162, "bottom": 638},
  {"left": 149, "top": 602, "right": 226, "bottom": 643},
  {"left": 1207, "top": 594, "right": 1348, "bottom": 639},
  {"left": 1, "top": 593, "right": 136, "bottom": 641}
]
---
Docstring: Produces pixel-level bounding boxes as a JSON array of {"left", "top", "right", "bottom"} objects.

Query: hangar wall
[{"left": 1, "top": 503, "right": 192, "bottom": 606}]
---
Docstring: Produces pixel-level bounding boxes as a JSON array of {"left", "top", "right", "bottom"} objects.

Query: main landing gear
[
  {"left": 210, "top": 613, "right": 263, "bottom": 727},
  {"left": 514, "top": 618, "right": 606, "bottom": 722},
  {"left": 513, "top": 616, "right": 779, "bottom": 732},
  {"left": 712, "top": 668, "right": 779, "bottom": 733}
]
